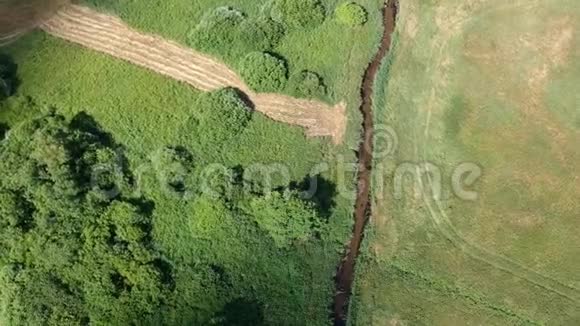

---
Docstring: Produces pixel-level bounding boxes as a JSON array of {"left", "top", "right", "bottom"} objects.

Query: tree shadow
[
  {"left": 214, "top": 298, "right": 265, "bottom": 326},
  {"left": 230, "top": 87, "right": 256, "bottom": 112},
  {"left": 151, "top": 257, "right": 175, "bottom": 290},
  {"left": 70, "top": 111, "right": 135, "bottom": 186},
  {"left": 0, "top": 122, "right": 8, "bottom": 140},
  {"left": 70, "top": 111, "right": 115, "bottom": 147},
  {"left": 125, "top": 197, "right": 156, "bottom": 217},
  {"left": 290, "top": 174, "right": 337, "bottom": 220},
  {"left": 0, "top": 53, "right": 19, "bottom": 97}
]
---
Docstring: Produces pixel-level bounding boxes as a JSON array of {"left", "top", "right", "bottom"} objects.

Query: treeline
[{"left": 0, "top": 94, "right": 336, "bottom": 324}]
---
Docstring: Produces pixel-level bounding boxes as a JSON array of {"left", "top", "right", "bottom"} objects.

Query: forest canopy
[{"left": 0, "top": 107, "right": 334, "bottom": 324}]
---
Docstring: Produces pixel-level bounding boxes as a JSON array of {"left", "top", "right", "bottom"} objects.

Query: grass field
[
  {"left": 352, "top": 0, "right": 580, "bottom": 324},
  {"left": 83, "top": 0, "right": 384, "bottom": 148},
  {"left": 0, "top": 0, "right": 384, "bottom": 322},
  {"left": 0, "top": 32, "right": 331, "bottom": 324}
]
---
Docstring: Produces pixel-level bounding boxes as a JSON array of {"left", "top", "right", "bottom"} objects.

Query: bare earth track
[{"left": 40, "top": 4, "right": 347, "bottom": 143}]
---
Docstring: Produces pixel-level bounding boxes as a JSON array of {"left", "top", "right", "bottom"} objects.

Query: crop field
[
  {"left": 353, "top": 0, "right": 580, "bottom": 324},
  {"left": 0, "top": 0, "right": 385, "bottom": 325}
]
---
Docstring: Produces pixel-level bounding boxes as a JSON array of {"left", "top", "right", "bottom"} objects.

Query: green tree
[
  {"left": 239, "top": 52, "right": 288, "bottom": 92},
  {"left": 197, "top": 88, "right": 252, "bottom": 143},
  {"left": 243, "top": 191, "right": 321, "bottom": 248},
  {"left": 287, "top": 70, "right": 327, "bottom": 99},
  {"left": 189, "top": 8, "right": 285, "bottom": 60},
  {"left": 239, "top": 17, "right": 286, "bottom": 52},
  {"left": 272, "top": 0, "right": 326, "bottom": 30},
  {"left": 0, "top": 112, "right": 173, "bottom": 325},
  {"left": 335, "top": 2, "right": 368, "bottom": 27},
  {"left": 188, "top": 7, "right": 245, "bottom": 59},
  {"left": 152, "top": 146, "right": 194, "bottom": 195}
]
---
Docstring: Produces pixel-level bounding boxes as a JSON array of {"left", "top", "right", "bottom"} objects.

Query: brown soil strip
[
  {"left": 39, "top": 4, "right": 346, "bottom": 144},
  {"left": 332, "top": 1, "right": 398, "bottom": 325}
]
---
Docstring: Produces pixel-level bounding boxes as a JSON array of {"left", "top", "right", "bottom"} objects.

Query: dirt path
[
  {"left": 332, "top": 1, "right": 398, "bottom": 325},
  {"left": 40, "top": 4, "right": 346, "bottom": 143}
]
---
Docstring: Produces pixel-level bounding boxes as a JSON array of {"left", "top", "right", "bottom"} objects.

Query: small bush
[
  {"left": 152, "top": 146, "right": 194, "bottom": 195},
  {"left": 189, "top": 8, "right": 286, "bottom": 60},
  {"left": 239, "top": 17, "right": 286, "bottom": 52},
  {"left": 272, "top": 0, "right": 326, "bottom": 30},
  {"left": 188, "top": 7, "right": 246, "bottom": 59},
  {"left": 239, "top": 52, "right": 288, "bottom": 92},
  {"left": 179, "top": 89, "right": 253, "bottom": 161},
  {"left": 243, "top": 191, "right": 321, "bottom": 248},
  {"left": 196, "top": 88, "right": 253, "bottom": 144},
  {"left": 288, "top": 70, "right": 327, "bottom": 99},
  {"left": 335, "top": 2, "right": 368, "bottom": 27}
]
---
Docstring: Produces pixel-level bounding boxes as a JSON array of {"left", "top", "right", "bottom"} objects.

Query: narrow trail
[
  {"left": 40, "top": 4, "right": 347, "bottom": 143},
  {"left": 332, "top": 1, "right": 398, "bottom": 325}
]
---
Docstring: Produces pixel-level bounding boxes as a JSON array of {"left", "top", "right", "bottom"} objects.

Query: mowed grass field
[{"left": 353, "top": 0, "right": 580, "bottom": 324}]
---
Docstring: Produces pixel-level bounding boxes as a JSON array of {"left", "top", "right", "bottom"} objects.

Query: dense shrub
[
  {"left": 197, "top": 88, "right": 252, "bottom": 141},
  {"left": 152, "top": 146, "right": 194, "bottom": 195},
  {"left": 272, "top": 0, "right": 326, "bottom": 30},
  {"left": 188, "top": 7, "right": 246, "bottom": 58},
  {"left": 189, "top": 8, "right": 286, "bottom": 59},
  {"left": 239, "top": 52, "right": 288, "bottom": 92},
  {"left": 239, "top": 17, "right": 286, "bottom": 52},
  {"left": 180, "top": 88, "right": 252, "bottom": 158},
  {"left": 335, "top": 2, "right": 368, "bottom": 27},
  {"left": 288, "top": 70, "right": 327, "bottom": 99},
  {"left": 0, "top": 112, "right": 173, "bottom": 325},
  {"left": 243, "top": 191, "right": 321, "bottom": 248}
]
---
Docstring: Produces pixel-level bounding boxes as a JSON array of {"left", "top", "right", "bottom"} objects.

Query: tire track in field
[
  {"left": 40, "top": 4, "right": 347, "bottom": 143},
  {"left": 412, "top": 0, "right": 580, "bottom": 304}
]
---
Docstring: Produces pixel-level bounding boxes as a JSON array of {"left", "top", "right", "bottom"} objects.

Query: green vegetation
[
  {"left": 353, "top": 0, "right": 580, "bottom": 324},
  {"left": 185, "top": 88, "right": 252, "bottom": 150},
  {"left": 0, "top": 55, "right": 17, "bottom": 100},
  {"left": 152, "top": 146, "right": 195, "bottom": 196},
  {"left": 0, "top": 27, "right": 370, "bottom": 324},
  {"left": 335, "top": 2, "right": 368, "bottom": 27},
  {"left": 239, "top": 52, "right": 288, "bottom": 92},
  {"left": 83, "top": 0, "right": 383, "bottom": 115},
  {"left": 288, "top": 70, "right": 327, "bottom": 100},
  {"left": 0, "top": 0, "right": 388, "bottom": 324},
  {"left": 271, "top": 0, "right": 326, "bottom": 30},
  {"left": 188, "top": 7, "right": 285, "bottom": 62},
  {"left": 243, "top": 191, "right": 322, "bottom": 249},
  {"left": 0, "top": 108, "right": 338, "bottom": 325},
  {"left": 0, "top": 112, "right": 169, "bottom": 325}
]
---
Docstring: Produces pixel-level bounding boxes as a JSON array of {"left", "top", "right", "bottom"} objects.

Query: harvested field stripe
[
  {"left": 42, "top": 24, "right": 225, "bottom": 91},
  {"left": 42, "top": 13, "right": 236, "bottom": 90}
]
